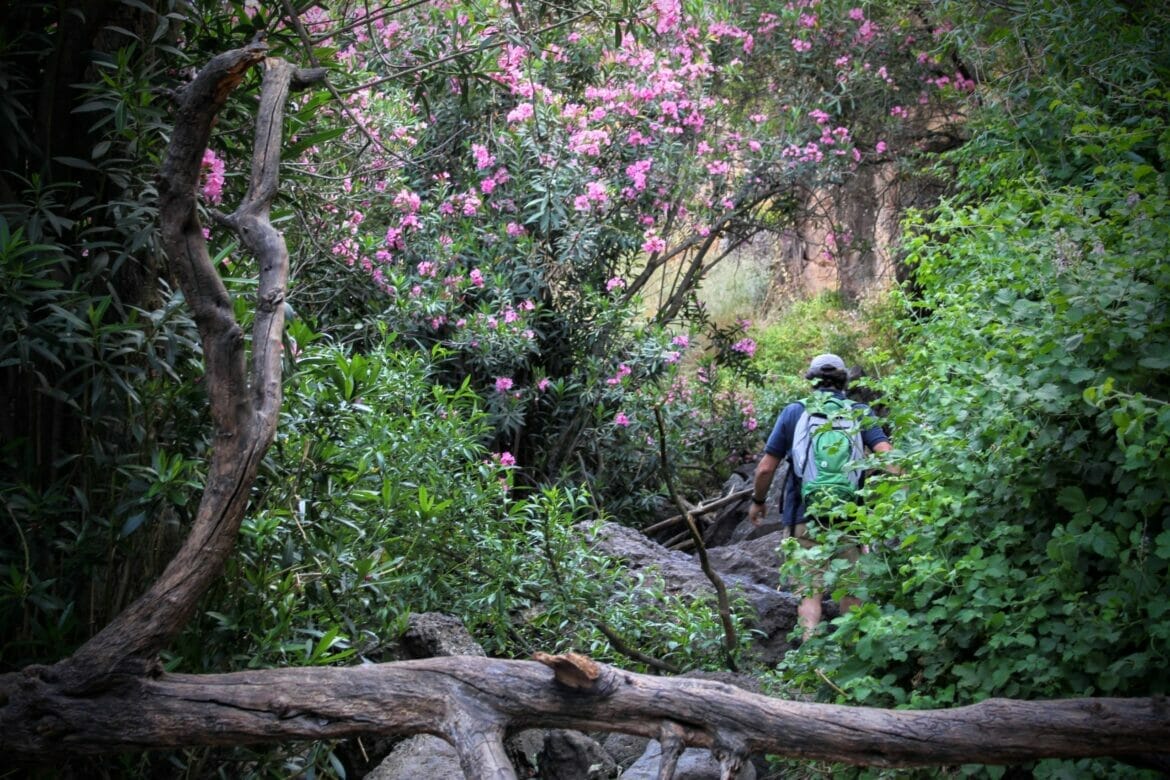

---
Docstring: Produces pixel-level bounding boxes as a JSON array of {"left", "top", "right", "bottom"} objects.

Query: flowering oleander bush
[{"left": 227, "top": 0, "right": 967, "bottom": 515}]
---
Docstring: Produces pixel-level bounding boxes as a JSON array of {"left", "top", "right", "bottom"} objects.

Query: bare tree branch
[
  {"left": 2, "top": 656, "right": 1167, "bottom": 768},
  {"left": 64, "top": 45, "right": 324, "bottom": 683},
  {"left": 654, "top": 408, "right": 739, "bottom": 671}
]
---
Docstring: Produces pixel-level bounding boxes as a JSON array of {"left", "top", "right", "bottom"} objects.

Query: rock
[
  {"left": 366, "top": 734, "right": 463, "bottom": 780},
  {"left": 620, "top": 741, "right": 756, "bottom": 780},
  {"left": 602, "top": 732, "right": 651, "bottom": 769},
  {"left": 401, "top": 612, "right": 486, "bottom": 658},
  {"left": 506, "top": 728, "right": 546, "bottom": 777},
  {"left": 583, "top": 522, "right": 799, "bottom": 666},
  {"left": 539, "top": 729, "right": 619, "bottom": 779},
  {"left": 704, "top": 530, "right": 786, "bottom": 589}
]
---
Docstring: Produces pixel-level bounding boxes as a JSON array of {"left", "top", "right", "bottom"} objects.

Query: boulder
[
  {"left": 583, "top": 522, "right": 799, "bottom": 666},
  {"left": 620, "top": 741, "right": 756, "bottom": 780},
  {"left": 401, "top": 611, "right": 486, "bottom": 659},
  {"left": 602, "top": 732, "right": 651, "bottom": 770},
  {"left": 539, "top": 729, "right": 619, "bottom": 779},
  {"left": 704, "top": 530, "right": 786, "bottom": 589}
]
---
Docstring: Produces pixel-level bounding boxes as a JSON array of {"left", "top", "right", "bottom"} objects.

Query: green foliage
[
  {"left": 773, "top": 3, "right": 1170, "bottom": 775},
  {"left": 172, "top": 336, "right": 741, "bottom": 676},
  {"left": 752, "top": 291, "right": 882, "bottom": 411}
]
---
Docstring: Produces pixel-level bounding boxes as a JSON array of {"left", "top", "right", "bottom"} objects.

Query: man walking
[{"left": 747, "top": 353, "right": 892, "bottom": 640}]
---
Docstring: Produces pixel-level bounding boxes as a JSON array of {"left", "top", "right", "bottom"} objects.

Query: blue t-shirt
[{"left": 763, "top": 390, "right": 889, "bottom": 528}]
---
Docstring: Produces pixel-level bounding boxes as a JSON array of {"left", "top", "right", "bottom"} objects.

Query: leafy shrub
[{"left": 774, "top": 4, "right": 1170, "bottom": 775}]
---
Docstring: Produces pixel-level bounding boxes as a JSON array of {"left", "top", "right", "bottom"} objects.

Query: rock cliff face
[{"left": 769, "top": 160, "right": 952, "bottom": 306}]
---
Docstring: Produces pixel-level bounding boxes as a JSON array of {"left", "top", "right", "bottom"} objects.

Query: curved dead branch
[{"left": 65, "top": 46, "right": 324, "bottom": 683}]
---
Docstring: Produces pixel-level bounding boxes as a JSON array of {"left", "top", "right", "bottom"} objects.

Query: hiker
[{"left": 747, "top": 353, "right": 892, "bottom": 640}]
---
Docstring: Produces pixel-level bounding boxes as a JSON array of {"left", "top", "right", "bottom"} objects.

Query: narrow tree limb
[
  {"left": 654, "top": 408, "right": 739, "bottom": 671},
  {"left": 642, "top": 488, "right": 752, "bottom": 535},
  {"left": 658, "top": 721, "right": 687, "bottom": 779},
  {"left": 595, "top": 621, "right": 680, "bottom": 675},
  {"left": 3, "top": 657, "right": 1166, "bottom": 767},
  {"left": 62, "top": 45, "right": 324, "bottom": 684}
]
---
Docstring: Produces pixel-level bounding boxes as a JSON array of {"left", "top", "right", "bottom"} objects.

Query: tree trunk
[
  {"left": 1, "top": 44, "right": 1165, "bottom": 779},
  {"left": 2, "top": 655, "right": 1168, "bottom": 777}
]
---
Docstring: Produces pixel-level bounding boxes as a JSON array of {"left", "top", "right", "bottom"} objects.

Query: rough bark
[
  {"left": 62, "top": 46, "right": 325, "bottom": 684},
  {"left": 2, "top": 656, "right": 1168, "bottom": 775},
  {"left": 1, "top": 44, "right": 1166, "bottom": 780}
]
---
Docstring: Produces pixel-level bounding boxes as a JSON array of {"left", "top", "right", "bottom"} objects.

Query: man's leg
[
  {"left": 792, "top": 522, "right": 825, "bottom": 640},
  {"left": 838, "top": 544, "right": 863, "bottom": 615},
  {"left": 797, "top": 592, "right": 823, "bottom": 640}
]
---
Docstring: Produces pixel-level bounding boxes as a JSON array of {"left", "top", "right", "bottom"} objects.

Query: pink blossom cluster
[
  {"left": 288, "top": 0, "right": 968, "bottom": 452},
  {"left": 607, "top": 363, "right": 632, "bottom": 386},
  {"left": 200, "top": 148, "right": 225, "bottom": 204}
]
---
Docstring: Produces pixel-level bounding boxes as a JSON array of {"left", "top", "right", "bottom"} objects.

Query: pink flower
[
  {"left": 651, "top": 0, "right": 680, "bottom": 34},
  {"left": 471, "top": 143, "right": 495, "bottom": 170},
  {"left": 731, "top": 338, "right": 757, "bottom": 357},
  {"left": 393, "top": 189, "right": 421, "bottom": 213},
  {"left": 642, "top": 233, "right": 667, "bottom": 254},
  {"left": 791, "top": 38, "right": 812, "bottom": 53},
  {"left": 494, "top": 376, "right": 514, "bottom": 393},
  {"left": 875, "top": 140, "right": 888, "bottom": 154},
  {"left": 537, "top": 378, "right": 552, "bottom": 392},
  {"left": 848, "top": 7, "right": 865, "bottom": 21},
  {"left": 671, "top": 334, "right": 689, "bottom": 348},
  {"left": 606, "top": 276, "right": 626, "bottom": 292},
  {"left": 586, "top": 181, "right": 608, "bottom": 206},
  {"left": 200, "top": 148, "right": 225, "bottom": 204},
  {"left": 856, "top": 19, "right": 879, "bottom": 44},
  {"left": 506, "top": 221, "right": 526, "bottom": 237},
  {"left": 625, "top": 159, "right": 653, "bottom": 192},
  {"left": 507, "top": 103, "right": 534, "bottom": 123},
  {"left": 469, "top": 268, "right": 485, "bottom": 287},
  {"left": 614, "top": 412, "right": 631, "bottom": 427},
  {"left": 607, "top": 363, "right": 632, "bottom": 385}
]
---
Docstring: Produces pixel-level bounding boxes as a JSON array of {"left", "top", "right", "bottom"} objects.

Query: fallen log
[{"left": 2, "top": 654, "right": 1166, "bottom": 778}]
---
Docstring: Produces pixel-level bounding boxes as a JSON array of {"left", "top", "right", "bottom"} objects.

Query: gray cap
[{"left": 806, "top": 353, "right": 847, "bottom": 379}]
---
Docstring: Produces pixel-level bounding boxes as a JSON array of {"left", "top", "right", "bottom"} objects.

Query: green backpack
[{"left": 790, "top": 393, "right": 865, "bottom": 508}]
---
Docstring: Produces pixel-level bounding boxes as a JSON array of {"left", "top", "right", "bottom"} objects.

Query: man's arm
[
  {"left": 868, "top": 438, "right": 902, "bottom": 475},
  {"left": 748, "top": 453, "right": 782, "bottom": 526}
]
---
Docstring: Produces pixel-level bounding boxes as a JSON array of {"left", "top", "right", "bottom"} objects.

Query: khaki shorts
[{"left": 790, "top": 522, "right": 861, "bottom": 595}]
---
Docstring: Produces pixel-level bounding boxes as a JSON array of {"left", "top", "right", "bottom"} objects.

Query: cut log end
[{"left": 532, "top": 652, "right": 602, "bottom": 691}]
